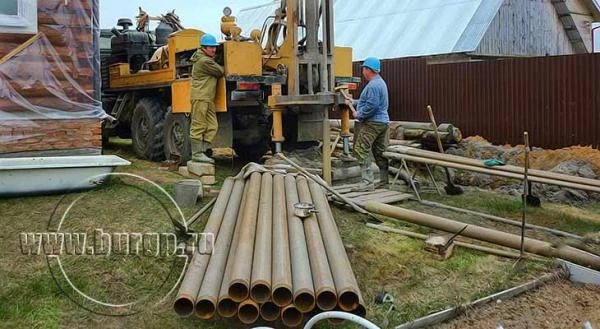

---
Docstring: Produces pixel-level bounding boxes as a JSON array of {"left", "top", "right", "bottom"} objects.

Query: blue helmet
[
  {"left": 362, "top": 57, "right": 381, "bottom": 72},
  {"left": 200, "top": 34, "right": 218, "bottom": 47}
]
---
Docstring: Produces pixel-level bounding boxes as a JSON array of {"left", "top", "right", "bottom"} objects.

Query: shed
[{"left": 0, "top": 0, "right": 104, "bottom": 157}]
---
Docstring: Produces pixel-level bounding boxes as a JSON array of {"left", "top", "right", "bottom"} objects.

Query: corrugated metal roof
[{"left": 237, "top": 0, "right": 503, "bottom": 60}]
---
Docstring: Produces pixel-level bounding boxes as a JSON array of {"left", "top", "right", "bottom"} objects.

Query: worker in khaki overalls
[
  {"left": 345, "top": 57, "right": 390, "bottom": 191},
  {"left": 189, "top": 34, "right": 224, "bottom": 163}
]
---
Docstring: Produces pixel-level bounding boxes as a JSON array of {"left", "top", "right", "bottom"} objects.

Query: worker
[
  {"left": 189, "top": 33, "right": 224, "bottom": 164},
  {"left": 345, "top": 56, "right": 389, "bottom": 191}
]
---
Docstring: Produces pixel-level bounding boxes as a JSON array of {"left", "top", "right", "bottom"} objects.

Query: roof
[{"left": 237, "top": 0, "right": 503, "bottom": 60}]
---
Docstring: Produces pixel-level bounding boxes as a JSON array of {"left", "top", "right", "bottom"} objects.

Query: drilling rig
[{"left": 101, "top": 0, "right": 357, "bottom": 180}]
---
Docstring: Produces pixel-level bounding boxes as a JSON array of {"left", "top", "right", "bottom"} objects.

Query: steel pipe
[
  {"left": 194, "top": 179, "right": 246, "bottom": 319},
  {"left": 260, "top": 301, "right": 281, "bottom": 322},
  {"left": 281, "top": 304, "right": 304, "bottom": 327},
  {"left": 284, "top": 175, "right": 316, "bottom": 313},
  {"left": 174, "top": 178, "right": 234, "bottom": 317},
  {"left": 238, "top": 299, "right": 260, "bottom": 324},
  {"left": 251, "top": 173, "right": 274, "bottom": 303},
  {"left": 364, "top": 201, "right": 600, "bottom": 269},
  {"left": 308, "top": 180, "right": 361, "bottom": 312},
  {"left": 383, "top": 152, "right": 600, "bottom": 194},
  {"left": 366, "top": 223, "right": 525, "bottom": 259},
  {"left": 388, "top": 146, "right": 600, "bottom": 189},
  {"left": 216, "top": 183, "right": 250, "bottom": 318},
  {"left": 229, "top": 172, "right": 263, "bottom": 302},
  {"left": 419, "top": 200, "right": 583, "bottom": 241},
  {"left": 271, "top": 174, "right": 294, "bottom": 307},
  {"left": 296, "top": 176, "right": 337, "bottom": 311}
]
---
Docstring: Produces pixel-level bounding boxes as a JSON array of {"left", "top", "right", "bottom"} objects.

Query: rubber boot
[
  {"left": 351, "top": 161, "right": 375, "bottom": 192},
  {"left": 191, "top": 139, "right": 215, "bottom": 164},
  {"left": 376, "top": 167, "right": 389, "bottom": 188},
  {"left": 204, "top": 141, "right": 214, "bottom": 159}
]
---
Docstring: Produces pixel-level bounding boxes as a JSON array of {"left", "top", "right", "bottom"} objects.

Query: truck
[{"left": 100, "top": 1, "right": 358, "bottom": 163}]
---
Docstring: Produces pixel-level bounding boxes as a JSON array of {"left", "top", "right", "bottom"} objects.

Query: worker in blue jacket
[{"left": 345, "top": 57, "right": 390, "bottom": 191}]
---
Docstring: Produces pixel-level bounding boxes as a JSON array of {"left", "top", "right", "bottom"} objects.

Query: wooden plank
[
  {"left": 109, "top": 68, "right": 174, "bottom": 89},
  {"left": 355, "top": 194, "right": 412, "bottom": 207},
  {"left": 342, "top": 189, "right": 388, "bottom": 198},
  {"left": 352, "top": 190, "right": 403, "bottom": 202},
  {"left": 0, "top": 34, "right": 42, "bottom": 65}
]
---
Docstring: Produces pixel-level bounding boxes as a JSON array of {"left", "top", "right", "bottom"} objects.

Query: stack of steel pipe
[
  {"left": 385, "top": 145, "right": 600, "bottom": 193},
  {"left": 174, "top": 172, "right": 365, "bottom": 326}
]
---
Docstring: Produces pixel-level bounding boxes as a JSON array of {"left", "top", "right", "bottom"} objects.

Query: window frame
[{"left": 0, "top": 0, "right": 37, "bottom": 34}]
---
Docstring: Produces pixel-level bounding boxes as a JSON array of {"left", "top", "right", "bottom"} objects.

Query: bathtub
[{"left": 0, "top": 155, "right": 131, "bottom": 196}]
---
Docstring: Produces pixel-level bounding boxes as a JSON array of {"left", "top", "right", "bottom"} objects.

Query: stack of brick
[{"left": 185, "top": 161, "right": 216, "bottom": 186}]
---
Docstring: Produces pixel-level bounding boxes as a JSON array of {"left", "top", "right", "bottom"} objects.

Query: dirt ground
[{"left": 436, "top": 279, "right": 600, "bottom": 329}]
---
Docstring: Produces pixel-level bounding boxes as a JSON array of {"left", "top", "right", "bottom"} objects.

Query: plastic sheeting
[{"left": 0, "top": 0, "right": 105, "bottom": 148}]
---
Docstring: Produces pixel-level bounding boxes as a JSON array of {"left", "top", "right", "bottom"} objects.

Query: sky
[{"left": 99, "top": 0, "right": 271, "bottom": 37}]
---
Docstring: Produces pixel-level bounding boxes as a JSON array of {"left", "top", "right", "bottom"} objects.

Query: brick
[
  {"left": 199, "top": 175, "right": 216, "bottom": 186},
  {"left": 187, "top": 161, "right": 216, "bottom": 176}
]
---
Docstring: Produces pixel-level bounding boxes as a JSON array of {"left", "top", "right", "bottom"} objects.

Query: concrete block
[
  {"left": 178, "top": 166, "right": 190, "bottom": 177},
  {"left": 199, "top": 175, "right": 216, "bottom": 186},
  {"left": 187, "top": 161, "right": 215, "bottom": 177}
]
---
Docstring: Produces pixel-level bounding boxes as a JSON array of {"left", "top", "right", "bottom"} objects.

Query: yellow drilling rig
[{"left": 101, "top": 0, "right": 357, "bottom": 179}]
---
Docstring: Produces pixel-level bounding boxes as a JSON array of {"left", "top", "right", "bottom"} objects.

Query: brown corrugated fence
[{"left": 351, "top": 54, "right": 600, "bottom": 149}]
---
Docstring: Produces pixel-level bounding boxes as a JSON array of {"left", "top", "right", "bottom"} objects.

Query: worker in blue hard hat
[
  {"left": 189, "top": 33, "right": 224, "bottom": 164},
  {"left": 344, "top": 56, "right": 390, "bottom": 191}
]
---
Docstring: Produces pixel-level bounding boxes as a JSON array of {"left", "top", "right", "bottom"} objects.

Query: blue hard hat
[
  {"left": 200, "top": 34, "right": 218, "bottom": 47},
  {"left": 362, "top": 57, "right": 381, "bottom": 72}
]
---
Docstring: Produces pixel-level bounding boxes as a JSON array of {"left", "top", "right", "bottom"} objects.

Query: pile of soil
[
  {"left": 436, "top": 280, "right": 600, "bottom": 329},
  {"left": 447, "top": 137, "right": 600, "bottom": 204}
]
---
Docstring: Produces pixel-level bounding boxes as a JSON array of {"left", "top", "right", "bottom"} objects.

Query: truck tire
[
  {"left": 164, "top": 112, "right": 191, "bottom": 162},
  {"left": 131, "top": 98, "right": 166, "bottom": 161}
]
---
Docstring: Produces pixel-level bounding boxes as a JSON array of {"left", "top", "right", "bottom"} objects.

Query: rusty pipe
[
  {"left": 281, "top": 304, "right": 304, "bottom": 327},
  {"left": 284, "top": 175, "right": 316, "bottom": 313},
  {"left": 250, "top": 173, "right": 274, "bottom": 303},
  {"left": 238, "top": 299, "right": 260, "bottom": 324},
  {"left": 296, "top": 176, "right": 337, "bottom": 311},
  {"left": 388, "top": 146, "right": 600, "bottom": 189},
  {"left": 260, "top": 301, "right": 281, "bottom": 322},
  {"left": 383, "top": 151, "right": 600, "bottom": 194},
  {"left": 228, "top": 172, "right": 263, "bottom": 302},
  {"left": 194, "top": 179, "right": 246, "bottom": 319},
  {"left": 308, "top": 180, "right": 361, "bottom": 312},
  {"left": 271, "top": 174, "right": 294, "bottom": 307},
  {"left": 216, "top": 183, "right": 251, "bottom": 318},
  {"left": 173, "top": 178, "right": 235, "bottom": 317},
  {"left": 364, "top": 201, "right": 600, "bottom": 269}
]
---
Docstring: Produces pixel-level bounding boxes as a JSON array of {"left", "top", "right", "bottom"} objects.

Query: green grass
[{"left": 1, "top": 139, "right": 599, "bottom": 328}]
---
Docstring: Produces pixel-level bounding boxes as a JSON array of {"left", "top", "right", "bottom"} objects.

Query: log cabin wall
[{"left": 0, "top": 0, "right": 102, "bottom": 156}]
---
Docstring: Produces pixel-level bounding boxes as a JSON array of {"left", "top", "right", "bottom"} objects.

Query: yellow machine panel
[
  {"left": 334, "top": 47, "right": 353, "bottom": 78},
  {"left": 169, "top": 29, "right": 205, "bottom": 55},
  {"left": 223, "top": 41, "right": 263, "bottom": 76},
  {"left": 171, "top": 78, "right": 227, "bottom": 113},
  {"left": 110, "top": 67, "right": 174, "bottom": 89}
]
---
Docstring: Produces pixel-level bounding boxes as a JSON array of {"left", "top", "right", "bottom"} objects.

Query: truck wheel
[
  {"left": 164, "top": 112, "right": 191, "bottom": 162},
  {"left": 131, "top": 98, "right": 166, "bottom": 161}
]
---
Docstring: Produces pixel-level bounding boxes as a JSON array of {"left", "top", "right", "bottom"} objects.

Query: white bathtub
[{"left": 0, "top": 155, "right": 131, "bottom": 196}]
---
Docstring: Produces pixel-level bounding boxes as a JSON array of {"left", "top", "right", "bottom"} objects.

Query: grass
[{"left": 1, "top": 139, "right": 599, "bottom": 328}]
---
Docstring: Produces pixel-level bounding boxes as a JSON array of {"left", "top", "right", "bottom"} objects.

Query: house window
[{"left": 0, "top": 0, "right": 37, "bottom": 34}]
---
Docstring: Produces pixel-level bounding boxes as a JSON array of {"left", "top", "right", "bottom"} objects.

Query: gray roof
[{"left": 237, "top": 0, "right": 503, "bottom": 60}]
